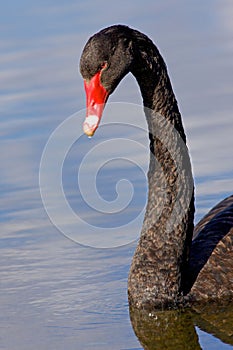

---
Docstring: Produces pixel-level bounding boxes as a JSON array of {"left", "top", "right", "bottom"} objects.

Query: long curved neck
[
  {"left": 128, "top": 35, "right": 195, "bottom": 309},
  {"left": 131, "top": 34, "right": 186, "bottom": 141}
]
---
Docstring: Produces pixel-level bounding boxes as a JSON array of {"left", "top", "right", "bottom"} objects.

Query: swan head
[{"left": 80, "top": 25, "right": 134, "bottom": 136}]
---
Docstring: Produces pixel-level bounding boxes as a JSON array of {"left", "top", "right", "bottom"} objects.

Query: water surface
[{"left": 1, "top": 1, "right": 233, "bottom": 349}]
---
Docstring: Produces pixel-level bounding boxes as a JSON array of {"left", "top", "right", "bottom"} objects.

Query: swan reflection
[{"left": 129, "top": 301, "right": 233, "bottom": 349}]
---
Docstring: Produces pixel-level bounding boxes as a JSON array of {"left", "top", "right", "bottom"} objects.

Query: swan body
[{"left": 80, "top": 25, "right": 233, "bottom": 309}]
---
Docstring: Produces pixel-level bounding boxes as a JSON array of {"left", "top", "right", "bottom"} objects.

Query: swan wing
[{"left": 189, "top": 195, "right": 233, "bottom": 300}]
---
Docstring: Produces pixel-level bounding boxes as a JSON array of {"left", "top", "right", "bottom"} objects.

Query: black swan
[{"left": 80, "top": 25, "right": 233, "bottom": 309}]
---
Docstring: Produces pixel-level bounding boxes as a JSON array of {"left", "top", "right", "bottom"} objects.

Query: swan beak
[{"left": 83, "top": 73, "right": 109, "bottom": 137}]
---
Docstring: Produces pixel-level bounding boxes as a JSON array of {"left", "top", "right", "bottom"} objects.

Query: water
[{"left": 1, "top": 1, "right": 233, "bottom": 349}]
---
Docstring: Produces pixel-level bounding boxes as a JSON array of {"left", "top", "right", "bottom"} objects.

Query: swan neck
[
  {"left": 128, "top": 36, "right": 195, "bottom": 309},
  {"left": 131, "top": 40, "right": 186, "bottom": 142}
]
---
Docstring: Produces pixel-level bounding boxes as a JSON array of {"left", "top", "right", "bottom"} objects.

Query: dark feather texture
[{"left": 80, "top": 25, "right": 233, "bottom": 309}]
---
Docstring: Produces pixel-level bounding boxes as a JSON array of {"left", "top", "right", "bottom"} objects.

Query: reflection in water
[
  {"left": 130, "top": 301, "right": 233, "bottom": 350},
  {"left": 193, "top": 302, "right": 233, "bottom": 345},
  {"left": 130, "top": 307, "right": 200, "bottom": 350},
  {"left": 1, "top": 0, "right": 233, "bottom": 348}
]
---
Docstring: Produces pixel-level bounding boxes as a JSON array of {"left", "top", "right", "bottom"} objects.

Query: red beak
[{"left": 83, "top": 70, "right": 109, "bottom": 137}]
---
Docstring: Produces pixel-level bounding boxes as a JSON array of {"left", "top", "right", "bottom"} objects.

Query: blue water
[{"left": 1, "top": 1, "right": 233, "bottom": 349}]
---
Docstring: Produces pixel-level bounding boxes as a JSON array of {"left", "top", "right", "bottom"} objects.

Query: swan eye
[{"left": 99, "top": 62, "right": 108, "bottom": 71}]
